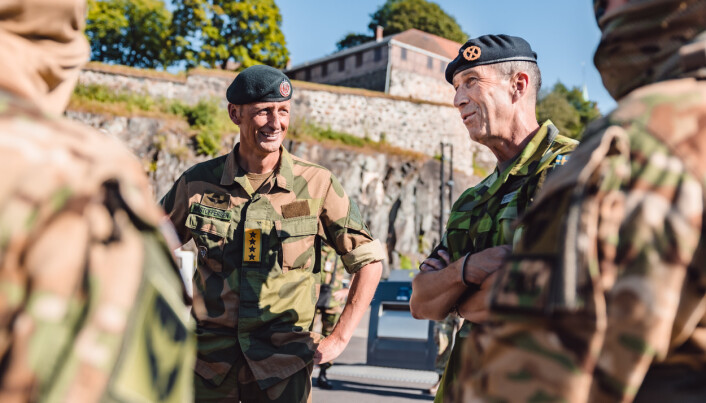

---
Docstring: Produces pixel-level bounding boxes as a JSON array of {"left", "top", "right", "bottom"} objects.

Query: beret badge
[
  {"left": 279, "top": 80, "right": 291, "bottom": 98},
  {"left": 463, "top": 46, "right": 481, "bottom": 61}
]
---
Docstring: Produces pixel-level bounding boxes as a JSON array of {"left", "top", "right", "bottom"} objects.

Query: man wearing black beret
[
  {"left": 410, "top": 34, "right": 578, "bottom": 401},
  {"left": 160, "top": 64, "right": 385, "bottom": 402}
]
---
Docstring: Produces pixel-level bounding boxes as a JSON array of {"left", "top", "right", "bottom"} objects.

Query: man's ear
[
  {"left": 512, "top": 71, "right": 530, "bottom": 103},
  {"left": 228, "top": 103, "right": 241, "bottom": 125}
]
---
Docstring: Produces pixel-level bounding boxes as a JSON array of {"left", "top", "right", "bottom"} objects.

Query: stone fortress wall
[{"left": 78, "top": 63, "right": 496, "bottom": 175}]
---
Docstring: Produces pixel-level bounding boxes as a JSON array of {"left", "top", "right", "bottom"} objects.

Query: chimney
[{"left": 376, "top": 25, "right": 383, "bottom": 42}]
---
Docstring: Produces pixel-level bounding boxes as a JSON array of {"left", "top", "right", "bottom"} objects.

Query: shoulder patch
[{"left": 554, "top": 154, "right": 569, "bottom": 166}]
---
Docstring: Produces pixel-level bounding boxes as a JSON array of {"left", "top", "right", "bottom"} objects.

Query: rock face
[{"left": 67, "top": 111, "right": 480, "bottom": 272}]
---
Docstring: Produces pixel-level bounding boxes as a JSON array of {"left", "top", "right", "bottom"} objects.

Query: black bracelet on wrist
[{"left": 461, "top": 252, "right": 473, "bottom": 287}]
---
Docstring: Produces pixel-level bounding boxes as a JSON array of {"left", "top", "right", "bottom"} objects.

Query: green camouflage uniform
[
  {"left": 161, "top": 144, "right": 385, "bottom": 402},
  {"left": 426, "top": 121, "right": 578, "bottom": 402},
  {"left": 455, "top": 1, "right": 706, "bottom": 402},
  {"left": 0, "top": 90, "right": 195, "bottom": 402},
  {"left": 433, "top": 315, "right": 461, "bottom": 375},
  {"left": 316, "top": 245, "right": 347, "bottom": 338},
  {"left": 315, "top": 245, "right": 347, "bottom": 374}
]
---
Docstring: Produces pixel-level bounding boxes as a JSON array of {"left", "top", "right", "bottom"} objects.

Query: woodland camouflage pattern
[
  {"left": 0, "top": 91, "right": 195, "bottom": 402},
  {"left": 427, "top": 120, "right": 578, "bottom": 402},
  {"left": 316, "top": 245, "right": 346, "bottom": 336},
  {"left": 455, "top": 1, "right": 706, "bottom": 401},
  {"left": 161, "top": 144, "right": 385, "bottom": 393}
]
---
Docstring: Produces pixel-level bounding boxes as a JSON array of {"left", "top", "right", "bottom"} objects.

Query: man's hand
[
  {"left": 462, "top": 245, "right": 511, "bottom": 286},
  {"left": 458, "top": 271, "right": 499, "bottom": 323},
  {"left": 332, "top": 288, "right": 349, "bottom": 304},
  {"left": 314, "top": 335, "right": 347, "bottom": 365},
  {"left": 314, "top": 261, "right": 382, "bottom": 365},
  {"left": 419, "top": 250, "right": 451, "bottom": 272}
]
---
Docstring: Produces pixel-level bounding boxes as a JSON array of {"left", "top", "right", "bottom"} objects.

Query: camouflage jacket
[
  {"left": 458, "top": 78, "right": 706, "bottom": 402},
  {"left": 430, "top": 120, "right": 578, "bottom": 265},
  {"left": 428, "top": 121, "right": 577, "bottom": 401},
  {"left": 0, "top": 91, "right": 195, "bottom": 402},
  {"left": 161, "top": 144, "right": 385, "bottom": 390}
]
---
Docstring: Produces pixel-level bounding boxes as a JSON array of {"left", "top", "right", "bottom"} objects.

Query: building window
[
  {"left": 427, "top": 56, "right": 433, "bottom": 70},
  {"left": 374, "top": 47, "right": 382, "bottom": 61},
  {"left": 305, "top": 68, "right": 311, "bottom": 81},
  {"left": 401, "top": 48, "right": 407, "bottom": 60},
  {"left": 322, "top": 63, "right": 328, "bottom": 77},
  {"left": 338, "top": 58, "right": 345, "bottom": 71},
  {"left": 356, "top": 52, "right": 363, "bottom": 67}
]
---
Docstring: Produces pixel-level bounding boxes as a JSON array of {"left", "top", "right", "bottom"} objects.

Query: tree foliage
[
  {"left": 337, "top": 0, "right": 468, "bottom": 50},
  {"left": 170, "top": 0, "right": 289, "bottom": 69},
  {"left": 86, "top": 0, "right": 172, "bottom": 69},
  {"left": 536, "top": 82, "right": 601, "bottom": 139}
]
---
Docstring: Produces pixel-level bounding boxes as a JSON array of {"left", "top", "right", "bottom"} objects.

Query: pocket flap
[
  {"left": 186, "top": 213, "right": 229, "bottom": 238},
  {"left": 276, "top": 216, "right": 318, "bottom": 238}
]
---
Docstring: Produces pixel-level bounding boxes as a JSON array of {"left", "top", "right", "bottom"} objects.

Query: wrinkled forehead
[
  {"left": 452, "top": 65, "right": 498, "bottom": 86},
  {"left": 0, "top": 0, "right": 85, "bottom": 40}
]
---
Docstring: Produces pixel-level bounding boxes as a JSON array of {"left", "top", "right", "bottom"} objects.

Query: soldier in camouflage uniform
[
  {"left": 0, "top": 0, "right": 195, "bottom": 401},
  {"left": 409, "top": 35, "right": 579, "bottom": 402},
  {"left": 161, "top": 65, "right": 385, "bottom": 402},
  {"left": 454, "top": 1, "right": 706, "bottom": 402},
  {"left": 313, "top": 245, "right": 348, "bottom": 389}
]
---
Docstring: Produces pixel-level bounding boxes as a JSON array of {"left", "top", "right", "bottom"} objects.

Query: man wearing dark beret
[
  {"left": 409, "top": 34, "right": 578, "bottom": 401},
  {"left": 455, "top": 0, "right": 706, "bottom": 402},
  {"left": 160, "top": 64, "right": 384, "bottom": 402}
]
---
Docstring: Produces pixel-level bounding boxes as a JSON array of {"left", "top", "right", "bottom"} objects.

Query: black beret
[
  {"left": 226, "top": 65, "right": 293, "bottom": 105},
  {"left": 445, "top": 34, "right": 538, "bottom": 84}
]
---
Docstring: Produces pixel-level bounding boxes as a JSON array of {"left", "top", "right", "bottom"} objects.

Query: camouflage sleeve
[
  {"left": 0, "top": 181, "right": 195, "bottom": 401},
  {"left": 319, "top": 174, "right": 385, "bottom": 274},
  {"left": 455, "top": 128, "right": 703, "bottom": 402},
  {"left": 160, "top": 172, "right": 193, "bottom": 245}
]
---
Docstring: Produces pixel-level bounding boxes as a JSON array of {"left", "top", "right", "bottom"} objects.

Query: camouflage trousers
[
  {"left": 433, "top": 315, "right": 460, "bottom": 375},
  {"left": 195, "top": 346, "right": 313, "bottom": 403},
  {"left": 435, "top": 322, "right": 472, "bottom": 403}
]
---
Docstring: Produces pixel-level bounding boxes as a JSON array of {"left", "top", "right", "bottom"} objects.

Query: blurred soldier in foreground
[
  {"left": 161, "top": 65, "right": 384, "bottom": 402},
  {"left": 314, "top": 245, "right": 349, "bottom": 390},
  {"left": 409, "top": 35, "right": 578, "bottom": 401},
  {"left": 455, "top": 0, "right": 706, "bottom": 401},
  {"left": 0, "top": 0, "right": 195, "bottom": 401}
]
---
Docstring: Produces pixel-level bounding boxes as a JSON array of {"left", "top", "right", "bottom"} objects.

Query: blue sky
[{"left": 277, "top": 0, "right": 616, "bottom": 113}]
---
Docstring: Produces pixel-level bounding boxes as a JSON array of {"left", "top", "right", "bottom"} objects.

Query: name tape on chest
[{"left": 244, "top": 229, "right": 261, "bottom": 263}]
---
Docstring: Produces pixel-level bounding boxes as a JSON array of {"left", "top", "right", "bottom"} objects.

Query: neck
[
  {"left": 237, "top": 147, "right": 280, "bottom": 174},
  {"left": 488, "top": 114, "right": 540, "bottom": 164}
]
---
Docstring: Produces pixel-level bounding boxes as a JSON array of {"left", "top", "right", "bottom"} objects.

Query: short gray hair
[{"left": 492, "top": 61, "right": 542, "bottom": 100}]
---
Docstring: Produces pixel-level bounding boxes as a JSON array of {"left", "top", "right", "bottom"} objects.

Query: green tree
[
  {"left": 337, "top": 0, "right": 468, "bottom": 50},
  {"left": 536, "top": 82, "right": 601, "bottom": 139},
  {"left": 170, "top": 0, "right": 289, "bottom": 69},
  {"left": 86, "top": 0, "right": 172, "bottom": 69}
]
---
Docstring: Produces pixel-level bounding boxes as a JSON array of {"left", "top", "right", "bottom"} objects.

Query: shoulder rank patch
[
  {"left": 244, "top": 228, "right": 261, "bottom": 263},
  {"left": 501, "top": 190, "right": 518, "bottom": 205},
  {"left": 554, "top": 154, "right": 569, "bottom": 166}
]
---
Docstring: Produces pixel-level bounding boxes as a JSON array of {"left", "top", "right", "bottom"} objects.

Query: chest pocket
[
  {"left": 276, "top": 216, "right": 318, "bottom": 272},
  {"left": 186, "top": 204, "right": 231, "bottom": 273}
]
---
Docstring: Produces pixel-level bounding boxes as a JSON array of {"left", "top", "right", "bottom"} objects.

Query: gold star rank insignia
[{"left": 244, "top": 229, "right": 261, "bottom": 263}]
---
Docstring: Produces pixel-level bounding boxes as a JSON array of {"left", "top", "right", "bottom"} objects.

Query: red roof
[{"left": 392, "top": 29, "right": 462, "bottom": 59}]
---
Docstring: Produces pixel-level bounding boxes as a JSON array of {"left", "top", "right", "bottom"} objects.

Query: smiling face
[
  {"left": 452, "top": 65, "right": 515, "bottom": 148},
  {"left": 230, "top": 100, "right": 290, "bottom": 158}
]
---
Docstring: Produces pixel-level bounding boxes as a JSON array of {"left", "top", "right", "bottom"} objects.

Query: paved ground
[{"left": 311, "top": 309, "right": 438, "bottom": 403}]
